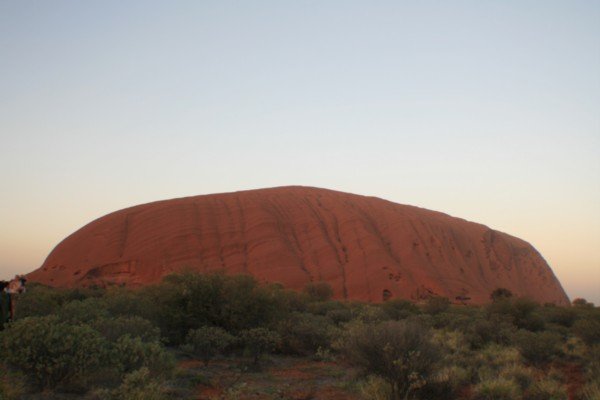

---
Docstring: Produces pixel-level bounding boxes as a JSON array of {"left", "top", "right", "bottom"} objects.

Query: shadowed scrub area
[{"left": 1, "top": 272, "right": 599, "bottom": 400}]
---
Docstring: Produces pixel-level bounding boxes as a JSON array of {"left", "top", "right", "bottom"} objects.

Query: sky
[{"left": 1, "top": 1, "right": 598, "bottom": 304}]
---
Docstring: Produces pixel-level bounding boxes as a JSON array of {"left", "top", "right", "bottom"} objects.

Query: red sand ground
[
  {"left": 28, "top": 186, "right": 569, "bottom": 305},
  {"left": 186, "top": 357, "right": 360, "bottom": 400}
]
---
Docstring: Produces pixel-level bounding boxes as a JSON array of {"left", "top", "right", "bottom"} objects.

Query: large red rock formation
[{"left": 28, "top": 187, "right": 569, "bottom": 305}]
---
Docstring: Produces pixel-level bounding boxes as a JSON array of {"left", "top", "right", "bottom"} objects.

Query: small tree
[
  {"left": 240, "top": 328, "right": 280, "bottom": 366},
  {"left": 277, "top": 312, "right": 335, "bottom": 355},
  {"left": 113, "top": 335, "right": 174, "bottom": 378},
  {"left": 572, "top": 298, "right": 594, "bottom": 308},
  {"left": 381, "top": 299, "right": 420, "bottom": 320},
  {"left": 341, "top": 320, "right": 440, "bottom": 400},
  {"left": 104, "top": 367, "right": 169, "bottom": 400},
  {"left": 0, "top": 316, "right": 110, "bottom": 390},
  {"left": 490, "top": 288, "right": 513, "bottom": 302},
  {"left": 512, "top": 330, "right": 562, "bottom": 365},
  {"left": 304, "top": 282, "right": 334, "bottom": 302},
  {"left": 472, "top": 377, "right": 521, "bottom": 400},
  {"left": 91, "top": 316, "right": 161, "bottom": 343},
  {"left": 572, "top": 319, "right": 600, "bottom": 346},
  {"left": 181, "top": 326, "right": 235, "bottom": 366},
  {"left": 424, "top": 297, "right": 450, "bottom": 315}
]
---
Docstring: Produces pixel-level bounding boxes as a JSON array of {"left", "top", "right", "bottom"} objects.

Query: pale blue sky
[{"left": 1, "top": 1, "right": 599, "bottom": 303}]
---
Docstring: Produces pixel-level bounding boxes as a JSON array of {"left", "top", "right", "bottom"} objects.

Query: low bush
[
  {"left": 542, "top": 305, "right": 577, "bottom": 327},
  {"left": 181, "top": 326, "right": 236, "bottom": 365},
  {"left": 524, "top": 378, "right": 567, "bottom": 400},
  {"left": 96, "top": 367, "right": 170, "bottom": 400},
  {"left": 473, "top": 345, "right": 521, "bottom": 379},
  {"left": 513, "top": 330, "right": 563, "bottom": 365},
  {"left": 578, "top": 379, "right": 600, "bottom": 400},
  {"left": 139, "top": 272, "right": 282, "bottom": 344},
  {"left": 420, "top": 365, "right": 470, "bottom": 400},
  {"left": 487, "top": 297, "right": 545, "bottom": 331},
  {"left": 326, "top": 307, "right": 353, "bottom": 325},
  {"left": 359, "top": 375, "right": 393, "bottom": 400},
  {"left": 380, "top": 299, "right": 419, "bottom": 320},
  {"left": 13, "top": 283, "right": 68, "bottom": 319},
  {"left": 101, "top": 287, "right": 155, "bottom": 319},
  {"left": 113, "top": 335, "right": 174, "bottom": 378},
  {"left": 424, "top": 296, "right": 450, "bottom": 315},
  {"left": 58, "top": 298, "right": 109, "bottom": 324},
  {"left": 340, "top": 320, "right": 440, "bottom": 400},
  {"left": 490, "top": 288, "right": 513, "bottom": 302},
  {"left": 351, "top": 304, "right": 389, "bottom": 324},
  {"left": 91, "top": 316, "right": 161, "bottom": 342},
  {"left": 0, "top": 315, "right": 110, "bottom": 390},
  {"left": 472, "top": 377, "right": 521, "bottom": 400},
  {"left": 572, "top": 318, "right": 600, "bottom": 346},
  {"left": 572, "top": 298, "right": 595, "bottom": 309},
  {"left": 303, "top": 281, "right": 334, "bottom": 302},
  {"left": 277, "top": 312, "right": 335, "bottom": 355},
  {"left": 0, "top": 364, "right": 26, "bottom": 400},
  {"left": 499, "top": 363, "right": 535, "bottom": 391},
  {"left": 465, "top": 315, "right": 516, "bottom": 349},
  {"left": 240, "top": 327, "right": 280, "bottom": 366}
]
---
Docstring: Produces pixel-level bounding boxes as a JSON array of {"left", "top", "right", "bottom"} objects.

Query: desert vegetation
[{"left": 1, "top": 272, "right": 599, "bottom": 400}]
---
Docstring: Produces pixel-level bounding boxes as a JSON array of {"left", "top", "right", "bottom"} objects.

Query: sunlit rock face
[{"left": 28, "top": 186, "right": 569, "bottom": 305}]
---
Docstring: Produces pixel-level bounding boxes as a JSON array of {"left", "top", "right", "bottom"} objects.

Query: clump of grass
[
  {"left": 499, "top": 363, "right": 535, "bottom": 391},
  {"left": 578, "top": 379, "right": 600, "bottom": 400},
  {"left": 472, "top": 377, "right": 521, "bottom": 400},
  {"left": 359, "top": 375, "right": 393, "bottom": 400},
  {"left": 524, "top": 378, "right": 566, "bottom": 400}
]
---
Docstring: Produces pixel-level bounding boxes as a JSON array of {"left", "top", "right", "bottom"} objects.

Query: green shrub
[
  {"left": 91, "top": 316, "right": 161, "bottom": 342},
  {"left": 277, "top": 312, "right": 335, "bottom": 355},
  {"left": 513, "top": 330, "right": 562, "bottom": 365},
  {"left": 542, "top": 305, "right": 577, "bottom": 327},
  {"left": 432, "top": 330, "right": 470, "bottom": 358},
  {"left": 473, "top": 345, "right": 521, "bottom": 378},
  {"left": 0, "top": 315, "right": 110, "bottom": 390},
  {"left": 572, "top": 298, "right": 595, "bottom": 309},
  {"left": 340, "top": 320, "right": 440, "bottom": 400},
  {"left": 107, "top": 367, "right": 169, "bottom": 400},
  {"left": 304, "top": 281, "right": 334, "bottom": 302},
  {"left": 58, "top": 298, "right": 110, "bottom": 324},
  {"left": 239, "top": 327, "right": 280, "bottom": 366},
  {"left": 0, "top": 364, "right": 26, "bottom": 400},
  {"left": 102, "top": 287, "right": 155, "bottom": 319},
  {"left": 359, "top": 375, "right": 393, "bottom": 400},
  {"left": 381, "top": 299, "right": 419, "bottom": 320},
  {"left": 490, "top": 288, "right": 513, "bottom": 302},
  {"left": 420, "top": 365, "right": 470, "bottom": 400},
  {"left": 351, "top": 304, "right": 389, "bottom": 324},
  {"left": 326, "top": 307, "right": 353, "bottom": 324},
  {"left": 524, "top": 378, "right": 567, "bottom": 400},
  {"left": 112, "top": 335, "right": 174, "bottom": 378},
  {"left": 499, "top": 363, "right": 535, "bottom": 391},
  {"left": 578, "top": 379, "right": 600, "bottom": 400},
  {"left": 306, "top": 299, "right": 346, "bottom": 316},
  {"left": 487, "top": 297, "right": 544, "bottom": 331},
  {"left": 466, "top": 315, "right": 517, "bottom": 348},
  {"left": 424, "top": 296, "right": 451, "bottom": 315},
  {"left": 13, "top": 283, "right": 68, "bottom": 319},
  {"left": 181, "top": 326, "right": 235, "bottom": 365},
  {"left": 473, "top": 377, "right": 521, "bottom": 400},
  {"left": 572, "top": 319, "right": 600, "bottom": 346},
  {"left": 583, "top": 344, "right": 600, "bottom": 381},
  {"left": 140, "top": 272, "right": 281, "bottom": 344}
]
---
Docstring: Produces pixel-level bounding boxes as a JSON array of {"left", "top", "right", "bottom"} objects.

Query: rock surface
[{"left": 28, "top": 186, "right": 569, "bottom": 304}]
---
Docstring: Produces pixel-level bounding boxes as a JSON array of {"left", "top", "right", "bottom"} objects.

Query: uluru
[{"left": 27, "top": 186, "right": 569, "bottom": 305}]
